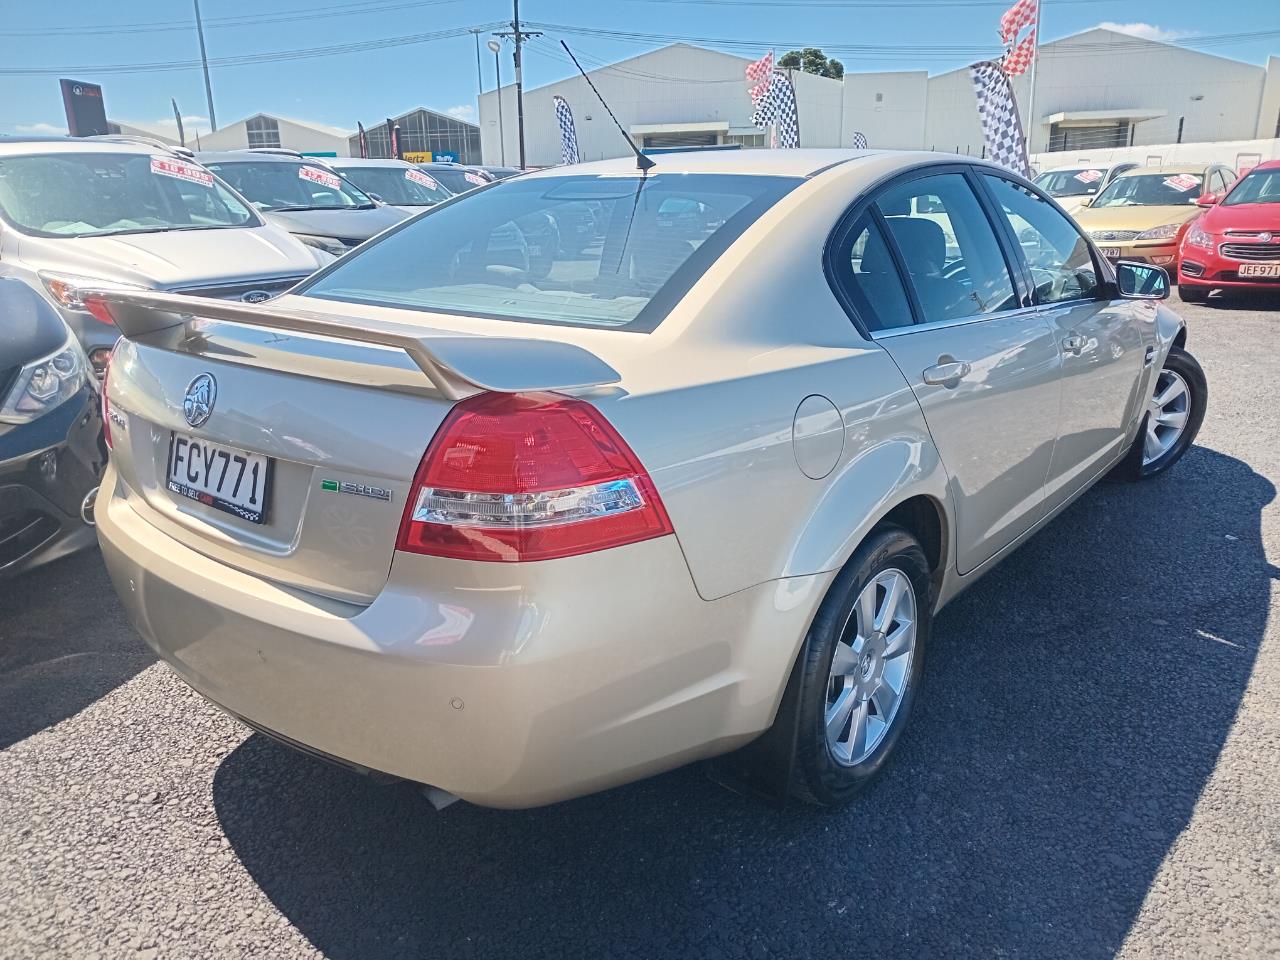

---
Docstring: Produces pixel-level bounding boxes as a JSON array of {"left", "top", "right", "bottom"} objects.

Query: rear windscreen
[{"left": 297, "top": 172, "right": 801, "bottom": 331}]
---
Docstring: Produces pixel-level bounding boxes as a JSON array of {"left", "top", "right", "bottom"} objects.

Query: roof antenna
[{"left": 560, "top": 39, "right": 655, "bottom": 172}]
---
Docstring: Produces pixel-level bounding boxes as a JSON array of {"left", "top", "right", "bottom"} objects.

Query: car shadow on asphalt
[
  {"left": 0, "top": 548, "right": 155, "bottom": 751},
  {"left": 212, "top": 445, "right": 1273, "bottom": 960}
]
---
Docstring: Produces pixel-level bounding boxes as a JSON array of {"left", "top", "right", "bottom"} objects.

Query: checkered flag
[
  {"left": 553, "top": 95, "right": 580, "bottom": 165},
  {"left": 970, "top": 60, "right": 1030, "bottom": 178},
  {"left": 1002, "top": 29, "right": 1036, "bottom": 76},
  {"left": 745, "top": 51, "right": 774, "bottom": 105},
  {"left": 751, "top": 72, "right": 800, "bottom": 148},
  {"left": 998, "top": 0, "right": 1037, "bottom": 43},
  {"left": 851, "top": 131, "right": 869, "bottom": 150}
]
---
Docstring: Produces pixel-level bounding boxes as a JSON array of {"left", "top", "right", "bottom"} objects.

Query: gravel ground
[{"left": 2, "top": 292, "right": 1278, "bottom": 960}]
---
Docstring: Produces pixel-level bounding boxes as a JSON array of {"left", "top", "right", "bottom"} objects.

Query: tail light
[{"left": 397, "top": 392, "right": 672, "bottom": 562}]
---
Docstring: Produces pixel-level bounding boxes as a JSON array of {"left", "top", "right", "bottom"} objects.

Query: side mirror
[
  {"left": 1195, "top": 192, "right": 1219, "bottom": 207},
  {"left": 1077, "top": 196, "right": 1093, "bottom": 208},
  {"left": 368, "top": 193, "right": 384, "bottom": 203},
  {"left": 1114, "top": 260, "right": 1170, "bottom": 300}
]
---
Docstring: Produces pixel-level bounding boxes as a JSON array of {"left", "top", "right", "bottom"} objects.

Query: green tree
[{"left": 778, "top": 47, "right": 845, "bottom": 80}]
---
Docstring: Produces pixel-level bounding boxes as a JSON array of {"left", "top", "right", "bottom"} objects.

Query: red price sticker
[
  {"left": 463, "top": 171, "right": 487, "bottom": 186},
  {"left": 299, "top": 166, "right": 342, "bottom": 190},
  {"left": 1163, "top": 174, "right": 1201, "bottom": 193},
  {"left": 151, "top": 156, "right": 214, "bottom": 187},
  {"left": 406, "top": 169, "right": 439, "bottom": 190},
  {"left": 1073, "top": 169, "right": 1103, "bottom": 183}
]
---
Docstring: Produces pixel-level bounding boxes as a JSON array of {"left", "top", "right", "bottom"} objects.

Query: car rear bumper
[{"left": 96, "top": 464, "right": 821, "bottom": 807}]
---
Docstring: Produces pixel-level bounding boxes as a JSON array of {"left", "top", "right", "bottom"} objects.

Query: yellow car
[{"left": 1074, "top": 163, "right": 1239, "bottom": 269}]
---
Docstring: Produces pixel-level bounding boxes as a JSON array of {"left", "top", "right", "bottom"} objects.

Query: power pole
[
  {"left": 193, "top": 0, "right": 217, "bottom": 132},
  {"left": 495, "top": 0, "right": 540, "bottom": 169}
]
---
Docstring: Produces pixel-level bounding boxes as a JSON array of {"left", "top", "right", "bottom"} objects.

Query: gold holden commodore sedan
[
  {"left": 1073, "top": 163, "right": 1238, "bottom": 269},
  {"left": 92, "top": 150, "right": 1206, "bottom": 809}
]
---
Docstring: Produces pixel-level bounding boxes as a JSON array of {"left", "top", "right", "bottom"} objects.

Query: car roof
[
  {"left": 516, "top": 149, "right": 929, "bottom": 181},
  {"left": 0, "top": 137, "right": 156, "bottom": 158},
  {"left": 195, "top": 151, "right": 316, "bottom": 164},
  {"left": 1119, "top": 164, "right": 1211, "bottom": 177},
  {"left": 327, "top": 157, "right": 410, "bottom": 168}
]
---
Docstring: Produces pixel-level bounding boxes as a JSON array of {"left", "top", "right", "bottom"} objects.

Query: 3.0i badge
[{"left": 320, "top": 479, "right": 392, "bottom": 502}]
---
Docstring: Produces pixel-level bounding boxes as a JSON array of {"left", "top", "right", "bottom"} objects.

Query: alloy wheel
[
  {"left": 824, "top": 568, "right": 917, "bottom": 766},
  {"left": 1143, "top": 369, "right": 1191, "bottom": 466}
]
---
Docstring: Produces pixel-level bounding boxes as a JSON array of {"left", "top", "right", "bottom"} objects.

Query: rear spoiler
[{"left": 86, "top": 289, "right": 621, "bottom": 401}]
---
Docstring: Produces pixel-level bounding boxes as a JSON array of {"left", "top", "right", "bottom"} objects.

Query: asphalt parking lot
[{"left": 2, "top": 292, "right": 1279, "bottom": 960}]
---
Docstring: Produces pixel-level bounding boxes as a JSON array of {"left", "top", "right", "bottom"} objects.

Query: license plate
[
  {"left": 1100, "top": 247, "right": 1122, "bottom": 259},
  {"left": 1239, "top": 263, "right": 1280, "bottom": 278},
  {"left": 166, "top": 432, "right": 272, "bottom": 524}
]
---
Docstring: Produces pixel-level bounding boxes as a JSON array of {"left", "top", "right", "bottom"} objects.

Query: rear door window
[
  {"left": 873, "top": 173, "right": 1019, "bottom": 325},
  {"left": 299, "top": 173, "right": 800, "bottom": 331}
]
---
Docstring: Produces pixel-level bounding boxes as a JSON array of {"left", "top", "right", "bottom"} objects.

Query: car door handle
[
  {"left": 1062, "top": 335, "right": 1087, "bottom": 356},
  {"left": 922, "top": 360, "right": 971, "bottom": 386},
  {"left": 1144, "top": 346, "right": 1157, "bottom": 366}
]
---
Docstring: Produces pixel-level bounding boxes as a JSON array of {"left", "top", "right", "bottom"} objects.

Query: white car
[
  {"left": 1034, "top": 162, "right": 1139, "bottom": 215},
  {"left": 0, "top": 137, "right": 330, "bottom": 372}
]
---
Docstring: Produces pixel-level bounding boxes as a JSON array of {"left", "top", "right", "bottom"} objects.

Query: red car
[{"left": 1178, "top": 159, "right": 1280, "bottom": 301}]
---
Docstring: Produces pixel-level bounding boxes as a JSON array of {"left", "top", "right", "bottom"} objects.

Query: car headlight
[
  {"left": 0, "top": 333, "right": 90, "bottom": 424},
  {"left": 39, "top": 271, "right": 147, "bottom": 312},
  {"left": 295, "top": 235, "right": 349, "bottom": 258},
  {"left": 1185, "top": 221, "right": 1214, "bottom": 250},
  {"left": 1135, "top": 223, "right": 1182, "bottom": 241}
]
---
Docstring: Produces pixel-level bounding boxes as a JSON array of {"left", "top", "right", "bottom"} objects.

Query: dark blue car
[{"left": 0, "top": 279, "right": 105, "bottom": 579}]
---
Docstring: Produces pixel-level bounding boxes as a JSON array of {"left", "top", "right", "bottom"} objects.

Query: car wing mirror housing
[
  {"left": 1114, "top": 260, "right": 1170, "bottom": 300},
  {"left": 1195, "top": 192, "right": 1219, "bottom": 207}
]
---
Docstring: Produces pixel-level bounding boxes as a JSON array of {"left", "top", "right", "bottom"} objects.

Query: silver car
[
  {"left": 93, "top": 150, "right": 1206, "bottom": 809},
  {"left": 197, "top": 151, "right": 410, "bottom": 258},
  {"left": 0, "top": 138, "right": 330, "bottom": 370},
  {"left": 327, "top": 157, "right": 455, "bottom": 214}
]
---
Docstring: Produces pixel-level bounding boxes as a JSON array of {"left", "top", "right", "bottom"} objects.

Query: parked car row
[
  {"left": 0, "top": 136, "right": 521, "bottom": 578},
  {"left": 1037, "top": 158, "right": 1280, "bottom": 298}
]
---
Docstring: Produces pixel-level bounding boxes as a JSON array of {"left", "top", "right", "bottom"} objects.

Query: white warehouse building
[
  {"left": 478, "top": 29, "right": 1280, "bottom": 165},
  {"left": 192, "top": 114, "right": 353, "bottom": 156}
]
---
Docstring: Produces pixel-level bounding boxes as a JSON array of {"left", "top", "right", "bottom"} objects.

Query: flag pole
[{"left": 1023, "top": 0, "right": 1042, "bottom": 154}]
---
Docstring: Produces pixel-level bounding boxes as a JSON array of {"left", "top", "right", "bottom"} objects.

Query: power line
[
  {"left": 0, "top": 22, "right": 508, "bottom": 76},
  {"left": 0, "top": 0, "right": 466, "bottom": 38}
]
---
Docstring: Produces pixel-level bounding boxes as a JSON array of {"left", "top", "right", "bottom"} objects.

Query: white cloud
[
  {"left": 148, "top": 114, "right": 211, "bottom": 135},
  {"left": 446, "top": 104, "right": 475, "bottom": 122},
  {"left": 1095, "top": 22, "right": 1196, "bottom": 42},
  {"left": 15, "top": 122, "right": 64, "bottom": 134}
]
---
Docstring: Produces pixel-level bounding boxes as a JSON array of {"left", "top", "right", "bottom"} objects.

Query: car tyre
[
  {"left": 1178, "top": 283, "right": 1209, "bottom": 303},
  {"left": 1108, "top": 345, "right": 1207, "bottom": 482},
  {"left": 790, "top": 525, "right": 931, "bottom": 807}
]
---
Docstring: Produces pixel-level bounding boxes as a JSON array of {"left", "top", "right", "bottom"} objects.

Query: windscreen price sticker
[
  {"left": 151, "top": 156, "right": 214, "bottom": 187},
  {"left": 463, "top": 171, "right": 488, "bottom": 186},
  {"left": 1163, "top": 174, "right": 1201, "bottom": 192},
  {"left": 405, "top": 169, "right": 439, "bottom": 190},
  {"left": 1074, "top": 169, "right": 1103, "bottom": 183},
  {"left": 299, "top": 166, "right": 342, "bottom": 190}
]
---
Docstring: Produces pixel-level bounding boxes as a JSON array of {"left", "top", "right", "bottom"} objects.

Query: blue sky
[{"left": 1, "top": 0, "right": 1276, "bottom": 138}]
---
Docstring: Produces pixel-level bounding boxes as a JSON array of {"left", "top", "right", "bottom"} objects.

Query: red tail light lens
[
  {"left": 83, "top": 295, "right": 115, "bottom": 326},
  {"left": 397, "top": 392, "right": 673, "bottom": 562}
]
